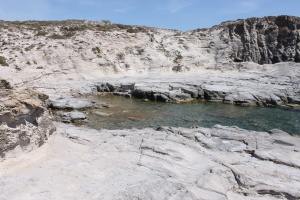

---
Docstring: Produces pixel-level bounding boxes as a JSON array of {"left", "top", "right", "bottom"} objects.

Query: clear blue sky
[{"left": 0, "top": 0, "right": 299, "bottom": 31}]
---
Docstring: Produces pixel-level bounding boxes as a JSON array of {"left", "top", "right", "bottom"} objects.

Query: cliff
[
  {"left": 0, "top": 15, "right": 299, "bottom": 84},
  {"left": 208, "top": 15, "right": 300, "bottom": 64}
]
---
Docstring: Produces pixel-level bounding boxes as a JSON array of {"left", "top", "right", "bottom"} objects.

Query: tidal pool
[{"left": 86, "top": 94, "right": 300, "bottom": 135}]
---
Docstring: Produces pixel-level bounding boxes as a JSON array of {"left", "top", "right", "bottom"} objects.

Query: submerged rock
[
  {"left": 91, "top": 110, "right": 111, "bottom": 116},
  {"left": 58, "top": 110, "right": 87, "bottom": 123}
]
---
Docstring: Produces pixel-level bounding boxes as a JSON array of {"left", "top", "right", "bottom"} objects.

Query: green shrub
[
  {"left": 97, "top": 24, "right": 115, "bottom": 32},
  {"left": 49, "top": 33, "right": 66, "bottom": 39},
  {"left": 115, "top": 24, "right": 132, "bottom": 29},
  {"left": 0, "top": 56, "right": 8, "bottom": 66},
  {"left": 36, "top": 31, "right": 48, "bottom": 36},
  {"left": 126, "top": 28, "right": 139, "bottom": 33},
  {"left": 36, "top": 66, "right": 43, "bottom": 69},
  {"left": 68, "top": 25, "right": 88, "bottom": 31},
  {"left": 63, "top": 31, "right": 75, "bottom": 38}
]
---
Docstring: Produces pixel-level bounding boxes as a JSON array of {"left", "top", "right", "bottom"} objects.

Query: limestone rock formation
[
  {"left": 48, "top": 94, "right": 98, "bottom": 110},
  {"left": 1, "top": 15, "right": 300, "bottom": 91},
  {"left": 0, "top": 80, "right": 55, "bottom": 158},
  {"left": 1, "top": 123, "right": 299, "bottom": 199},
  {"left": 210, "top": 15, "right": 300, "bottom": 64},
  {"left": 0, "top": 16, "right": 300, "bottom": 200},
  {"left": 95, "top": 62, "right": 300, "bottom": 107}
]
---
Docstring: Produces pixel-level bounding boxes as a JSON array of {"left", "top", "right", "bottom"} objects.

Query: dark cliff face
[{"left": 225, "top": 15, "right": 300, "bottom": 64}]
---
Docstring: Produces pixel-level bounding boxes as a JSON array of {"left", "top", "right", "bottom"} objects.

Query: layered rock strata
[
  {"left": 215, "top": 15, "right": 300, "bottom": 64},
  {"left": 96, "top": 62, "right": 300, "bottom": 107}
]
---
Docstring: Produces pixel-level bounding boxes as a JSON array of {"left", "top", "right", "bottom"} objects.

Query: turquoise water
[{"left": 87, "top": 95, "right": 300, "bottom": 134}]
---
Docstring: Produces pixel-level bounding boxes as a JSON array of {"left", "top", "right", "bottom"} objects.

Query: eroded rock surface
[
  {"left": 217, "top": 16, "right": 300, "bottom": 64},
  {"left": 48, "top": 94, "right": 98, "bottom": 110},
  {"left": 0, "top": 16, "right": 300, "bottom": 200},
  {"left": 96, "top": 62, "right": 300, "bottom": 107},
  {"left": 0, "top": 82, "right": 55, "bottom": 158},
  {"left": 0, "top": 123, "right": 299, "bottom": 199},
  {"left": 1, "top": 16, "right": 300, "bottom": 92}
]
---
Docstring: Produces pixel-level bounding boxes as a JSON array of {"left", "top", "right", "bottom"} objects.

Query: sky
[{"left": 0, "top": 0, "right": 299, "bottom": 31}]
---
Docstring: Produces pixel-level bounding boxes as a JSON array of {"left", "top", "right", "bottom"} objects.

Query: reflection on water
[{"left": 87, "top": 94, "right": 300, "bottom": 135}]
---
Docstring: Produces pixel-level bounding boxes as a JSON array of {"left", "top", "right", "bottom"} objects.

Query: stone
[
  {"left": 1, "top": 123, "right": 299, "bottom": 199},
  {"left": 218, "top": 16, "right": 300, "bottom": 64},
  {"left": 69, "top": 111, "right": 86, "bottom": 120},
  {"left": 57, "top": 110, "right": 87, "bottom": 123},
  {"left": 91, "top": 110, "right": 111, "bottom": 116},
  {"left": 287, "top": 96, "right": 300, "bottom": 104},
  {"left": 48, "top": 95, "right": 97, "bottom": 110},
  {"left": 0, "top": 86, "right": 55, "bottom": 158}
]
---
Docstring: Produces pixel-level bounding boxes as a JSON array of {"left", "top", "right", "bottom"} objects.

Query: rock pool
[{"left": 86, "top": 94, "right": 300, "bottom": 135}]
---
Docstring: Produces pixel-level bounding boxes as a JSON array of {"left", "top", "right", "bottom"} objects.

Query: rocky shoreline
[
  {"left": 1, "top": 15, "right": 300, "bottom": 199},
  {"left": 94, "top": 62, "right": 300, "bottom": 108},
  {"left": 1, "top": 123, "right": 300, "bottom": 199}
]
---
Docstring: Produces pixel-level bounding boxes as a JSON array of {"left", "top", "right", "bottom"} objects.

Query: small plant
[
  {"left": 115, "top": 24, "right": 133, "bottom": 29},
  {"left": 174, "top": 54, "right": 183, "bottom": 63},
  {"left": 36, "top": 31, "right": 48, "bottom": 36},
  {"left": 92, "top": 47, "right": 101, "bottom": 54},
  {"left": 126, "top": 28, "right": 139, "bottom": 33},
  {"left": 97, "top": 24, "right": 117, "bottom": 32},
  {"left": 26, "top": 61, "right": 31, "bottom": 65},
  {"left": 195, "top": 28, "right": 208, "bottom": 32},
  {"left": 36, "top": 66, "right": 43, "bottom": 69},
  {"left": 15, "top": 65, "right": 21, "bottom": 71},
  {"left": 116, "top": 53, "right": 125, "bottom": 60},
  {"left": 49, "top": 33, "right": 66, "bottom": 39},
  {"left": 0, "top": 56, "right": 8, "bottom": 66},
  {"left": 25, "top": 44, "right": 35, "bottom": 51},
  {"left": 63, "top": 31, "right": 75, "bottom": 38}
]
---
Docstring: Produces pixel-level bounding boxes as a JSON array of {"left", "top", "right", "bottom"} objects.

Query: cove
[{"left": 86, "top": 94, "right": 300, "bottom": 135}]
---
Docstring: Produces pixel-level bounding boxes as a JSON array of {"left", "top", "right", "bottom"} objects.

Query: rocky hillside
[{"left": 0, "top": 15, "right": 299, "bottom": 83}]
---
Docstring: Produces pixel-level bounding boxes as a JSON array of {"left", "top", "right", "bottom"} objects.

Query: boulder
[
  {"left": 48, "top": 95, "right": 98, "bottom": 110},
  {"left": 0, "top": 87, "right": 55, "bottom": 158},
  {"left": 62, "top": 111, "right": 87, "bottom": 123}
]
